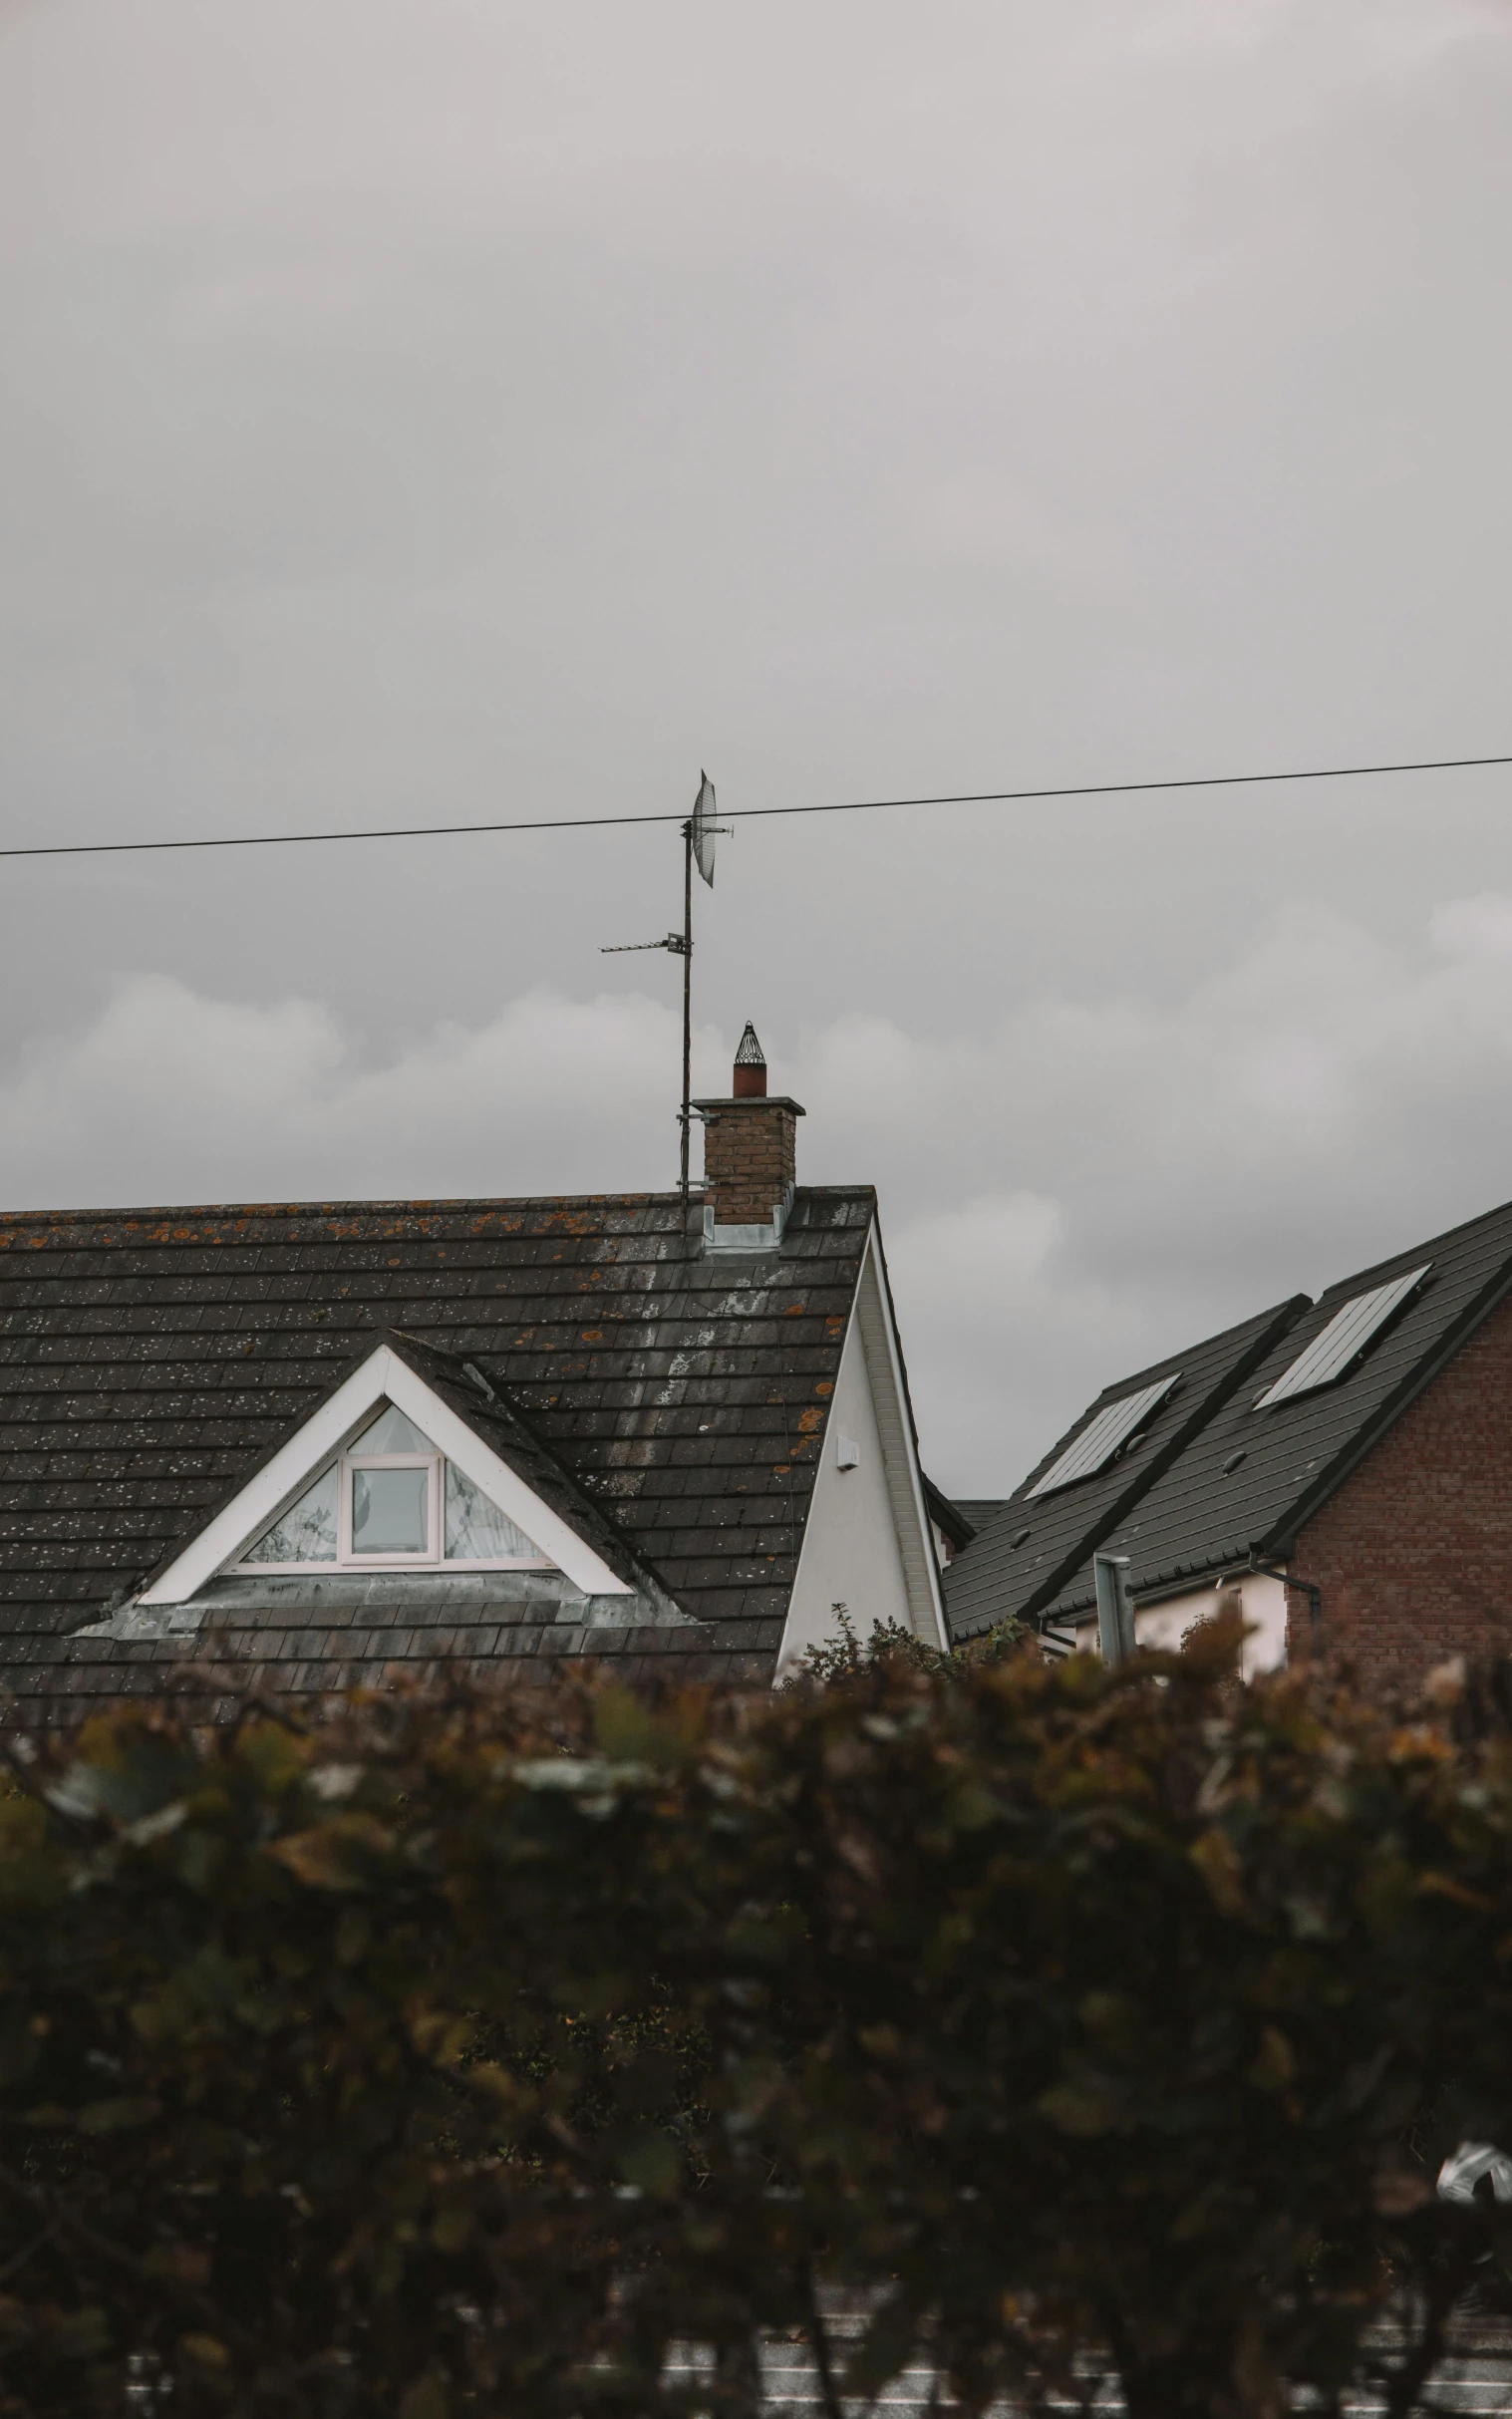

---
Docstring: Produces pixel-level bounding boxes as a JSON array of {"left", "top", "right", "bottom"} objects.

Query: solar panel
[
  {"left": 1027, "top": 1374, "right": 1180, "bottom": 1498},
  {"left": 1254, "top": 1265, "right": 1431, "bottom": 1409}
]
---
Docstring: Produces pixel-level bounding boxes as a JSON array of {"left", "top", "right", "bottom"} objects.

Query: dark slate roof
[
  {"left": 944, "top": 1297, "right": 1309, "bottom": 1644},
  {"left": 52, "top": 1570, "right": 724, "bottom": 1721},
  {"left": 0, "top": 1187, "right": 876, "bottom": 1712},
  {"left": 952, "top": 1499, "right": 1009, "bottom": 1533},
  {"left": 1035, "top": 1194, "right": 1512, "bottom": 1624},
  {"left": 922, "top": 1476, "right": 976, "bottom": 1552}
]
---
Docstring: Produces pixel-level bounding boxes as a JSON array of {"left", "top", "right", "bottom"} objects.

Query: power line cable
[{"left": 1, "top": 749, "right": 1509, "bottom": 863}]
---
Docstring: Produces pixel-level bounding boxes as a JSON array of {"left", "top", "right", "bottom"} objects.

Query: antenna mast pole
[
  {"left": 680, "top": 815, "right": 694, "bottom": 1198},
  {"left": 600, "top": 773, "right": 725, "bottom": 1205}
]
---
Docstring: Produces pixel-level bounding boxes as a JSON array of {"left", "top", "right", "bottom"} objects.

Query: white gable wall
[{"left": 775, "top": 1229, "right": 947, "bottom": 1678}]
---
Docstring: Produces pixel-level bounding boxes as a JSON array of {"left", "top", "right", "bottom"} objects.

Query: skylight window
[
  {"left": 1027, "top": 1373, "right": 1180, "bottom": 1498},
  {"left": 239, "top": 1399, "right": 548, "bottom": 1571},
  {"left": 1254, "top": 1265, "right": 1431, "bottom": 1409}
]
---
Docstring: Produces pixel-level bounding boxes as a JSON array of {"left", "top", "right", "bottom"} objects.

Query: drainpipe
[
  {"left": 1248, "top": 1554, "right": 1322, "bottom": 1641},
  {"left": 1093, "top": 1553, "right": 1138, "bottom": 1666}
]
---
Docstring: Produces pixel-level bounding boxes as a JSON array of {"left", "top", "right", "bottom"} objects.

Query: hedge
[{"left": 1, "top": 1622, "right": 1511, "bottom": 2419}]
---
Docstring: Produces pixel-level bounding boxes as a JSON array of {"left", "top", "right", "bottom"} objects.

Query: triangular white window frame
[{"left": 137, "top": 1344, "right": 635, "bottom": 1607}]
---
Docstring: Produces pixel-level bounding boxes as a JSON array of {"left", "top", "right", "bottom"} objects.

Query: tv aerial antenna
[{"left": 602, "top": 771, "right": 730, "bottom": 1197}]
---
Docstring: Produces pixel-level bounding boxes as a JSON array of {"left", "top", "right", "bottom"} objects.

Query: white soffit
[
  {"left": 1028, "top": 1373, "right": 1180, "bottom": 1499},
  {"left": 1254, "top": 1265, "right": 1431, "bottom": 1409},
  {"left": 137, "top": 1346, "right": 635, "bottom": 1605}
]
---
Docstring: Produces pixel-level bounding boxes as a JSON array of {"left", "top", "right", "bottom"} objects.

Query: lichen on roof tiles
[{"left": 0, "top": 1186, "right": 875, "bottom": 1712}]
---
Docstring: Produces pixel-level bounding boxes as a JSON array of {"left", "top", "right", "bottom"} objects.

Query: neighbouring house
[
  {"left": 0, "top": 1028, "right": 951, "bottom": 1721},
  {"left": 948, "top": 1498, "right": 1009, "bottom": 1544},
  {"left": 923, "top": 1478, "right": 978, "bottom": 1572},
  {"left": 946, "top": 1194, "right": 1512, "bottom": 1682}
]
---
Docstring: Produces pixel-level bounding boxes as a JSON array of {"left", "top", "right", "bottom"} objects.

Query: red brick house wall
[{"left": 1293, "top": 1291, "right": 1512, "bottom": 1673}]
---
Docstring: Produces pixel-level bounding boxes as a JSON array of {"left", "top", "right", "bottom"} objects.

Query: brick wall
[
  {"left": 701, "top": 1100, "right": 799, "bottom": 1227},
  {"left": 1294, "top": 1291, "right": 1512, "bottom": 1673}
]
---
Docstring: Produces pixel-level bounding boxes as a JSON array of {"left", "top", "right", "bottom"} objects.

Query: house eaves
[
  {"left": 946, "top": 1297, "right": 1309, "bottom": 1645},
  {"left": 1042, "top": 1196, "right": 1512, "bottom": 1622}
]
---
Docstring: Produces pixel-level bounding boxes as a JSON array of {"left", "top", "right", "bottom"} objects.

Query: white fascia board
[
  {"left": 855, "top": 1225, "right": 950, "bottom": 1651},
  {"left": 379, "top": 1357, "right": 634, "bottom": 1596},
  {"left": 138, "top": 1345, "right": 634, "bottom": 1605}
]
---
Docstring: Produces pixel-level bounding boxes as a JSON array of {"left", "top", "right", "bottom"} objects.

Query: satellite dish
[{"left": 691, "top": 770, "right": 718, "bottom": 888}]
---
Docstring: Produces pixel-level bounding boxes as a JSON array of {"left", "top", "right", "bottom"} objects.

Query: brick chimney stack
[{"left": 693, "top": 1024, "right": 804, "bottom": 1245}]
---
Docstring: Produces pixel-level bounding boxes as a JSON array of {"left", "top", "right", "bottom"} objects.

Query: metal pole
[
  {"left": 680, "top": 818, "right": 693, "bottom": 1198},
  {"left": 1093, "top": 1553, "right": 1137, "bottom": 1665}
]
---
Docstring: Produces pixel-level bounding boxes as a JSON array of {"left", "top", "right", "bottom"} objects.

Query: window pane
[
  {"left": 353, "top": 1402, "right": 434, "bottom": 1454},
  {"left": 352, "top": 1466, "right": 429, "bottom": 1554},
  {"left": 245, "top": 1465, "right": 338, "bottom": 1564},
  {"left": 445, "top": 1462, "right": 540, "bottom": 1561}
]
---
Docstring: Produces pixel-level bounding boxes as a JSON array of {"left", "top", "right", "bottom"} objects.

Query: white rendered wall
[
  {"left": 775, "top": 1308, "right": 914, "bottom": 1676},
  {"left": 1133, "top": 1573, "right": 1289, "bottom": 1679}
]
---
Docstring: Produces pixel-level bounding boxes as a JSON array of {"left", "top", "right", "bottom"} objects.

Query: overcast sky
[{"left": 2, "top": 0, "right": 1511, "bottom": 1492}]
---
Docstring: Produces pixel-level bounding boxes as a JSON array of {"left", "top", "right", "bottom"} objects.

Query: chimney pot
[{"left": 732, "top": 1020, "right": 767, "bottom": 1098}]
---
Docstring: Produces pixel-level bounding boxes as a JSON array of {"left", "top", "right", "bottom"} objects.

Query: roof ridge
[
  {"left": 1082, "top": 1295, "right": 1315, "bottom": 1405},
  {"left": 0, "top": 1191, "right": 687, "bottom": 1224},
  {"left": 0, "top": 1181, "right": 879, "bottom": 1230},
  {"left": 1313, "top": 1193, "right": 1512, "bottom": 1303}
]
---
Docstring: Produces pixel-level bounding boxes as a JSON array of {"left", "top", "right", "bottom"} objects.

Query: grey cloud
[
  {"left": 1, "top": 0, "right": 1511, "bottom": 1494},
  {"left": 11, "top": 881, "right": 1512, "bottom": 1489}
]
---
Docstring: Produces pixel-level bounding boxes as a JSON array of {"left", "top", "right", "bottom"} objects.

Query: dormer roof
[{"left": 126, "top": 1327, "right": 675, "bottom": 1612}]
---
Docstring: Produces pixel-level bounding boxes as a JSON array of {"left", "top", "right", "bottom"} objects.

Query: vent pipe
[{"left": 1093, "top": 1553, "right": 1137, "bottom": 1665}]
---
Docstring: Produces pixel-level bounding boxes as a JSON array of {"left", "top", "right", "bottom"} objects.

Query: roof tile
[{"left": 0, "top": 1188, "right": 875, "bottom": 1709}]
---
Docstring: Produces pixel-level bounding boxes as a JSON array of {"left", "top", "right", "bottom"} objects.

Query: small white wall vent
[{"left": 835, "top": 1434, "right": 860, "bottom": 1470}]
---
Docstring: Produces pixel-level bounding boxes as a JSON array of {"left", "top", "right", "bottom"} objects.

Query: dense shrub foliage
[{"left": 2, "top": 1628, "right": 1512, "bottom": 2418}]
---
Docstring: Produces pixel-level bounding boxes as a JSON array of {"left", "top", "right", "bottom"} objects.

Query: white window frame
[
  {"left": 342, "top": 1445, "right": 441, "bottom": 1567},
  {"left": 235, "top": 1440, "right": 553, "bottom": 1575}
]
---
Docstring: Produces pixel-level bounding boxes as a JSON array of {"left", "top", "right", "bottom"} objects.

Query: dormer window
[{"left": 239, "top": 1400, "right": 549, "bottom": 1572}]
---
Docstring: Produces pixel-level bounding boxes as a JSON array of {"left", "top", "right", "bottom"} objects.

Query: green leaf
[
  {"left": 398, "top": 2370, "right": 452, "bottom": 2419},
  {"left": 178, "top": 2333, "right": 231, "bottom": 2374},
  {"left": 1036, "top": 2079, "right": 1122, "bottom": 2139},
  {"left": 76, "top": 2095, "right": 160, "bottom": 2132},
  {"left": 619, "top": 2131, "right": 683, "bottom": 2197}
]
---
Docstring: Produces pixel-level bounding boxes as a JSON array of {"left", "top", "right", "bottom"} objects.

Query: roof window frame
[
  {"left": 1027, "top": 1371, "right": 1181, "bottom": 1499},
  {"left": 235, "top": 1416, "right": 554, "bottom": 1576},
  {"left": 1253, "top": 1264, "right": 1432, "bottom": 1411},
  {"left": 341, "top": 1441, "right": 442, "bottom": 1568}
]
